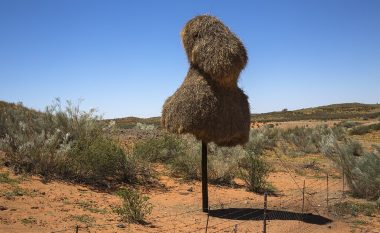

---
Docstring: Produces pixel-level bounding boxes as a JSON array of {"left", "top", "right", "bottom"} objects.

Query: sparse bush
[
  {"left": 0, "top": 172, "right": 18, "bottom": 184},
  {"left": 67, "top": 135, "right": 126, "bottom": 183},
  {"left": 332, "top": 201, "right": 379, "bottom": 217},
  {"left": 238, "top": 152, "right": 271, "bottom": 193},
  {"left": 21, "top": 217, "right": 37, "bottom": 225},
  {"left": 169, "top": 138, "right": 243, "bottom": 186},
  {"left": 350, "top": 123, "right": 380, "bottom": 135},
  {"left": 331, "top": 125, "right": 347, "bottom": 140},
  {"left": 170, "top": 139, "right": 200, "bottom": 180},
  {"left": 321, "top": 136, "right": 380, "bottom": 200},
  {"left": 280, "top": 124, "right": 346, "bottom": 155},
  {"left": 1, "top": 186, "right": 29, "bottom": 199},
  {"left": 133, "top": 134, "right": 184, "bottom": 163},
  {"left": 114, "top": 188, "right": 153, "bottom": 223},
  {"left": 281, "top": 126, "right": 319, "bottom": 154},
  {"left": 170, "top": 153, "right": 200, "bottom": 180},
  {"left": 349, "top": 125, "right": 370, "bottom": 135},
  {"left": 347, "top": 140, "right": 364, "bottom": 157},
  {"left": 70, "top": 214, "right": 95, "bottom": 225},
  {"left": 208, "top": 157, "right": 236, "bottom": 185},
  {"left": 123, "top": 152, "right": 156, "bottom": 184},
  {"left": 0, "top": 99, "right": 152, "bottom": 186},
  {"left": 134, "top": 122, "right": 156, "bottom": 131},
  {"left": 339, "top": 121, "right": 361, "bottom": 129},
  {"left": 208, "top": 145, "right": 246, "bottom": 185},
  {"left": 245, "top": 126, "right": 279, "bottom": 155}
]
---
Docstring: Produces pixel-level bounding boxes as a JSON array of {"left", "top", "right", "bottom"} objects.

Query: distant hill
[
  {"left": 251, "top": 103, "right": 380, "bottom": 122},
  {"left": 0, "top": 100, "right": 41, "bottom": 115},
  {"left": 110, "top": 103, "right": 380, "bottom": 128},
  {"left": 109, "top": 116, "right": 162, "bottom": 129},
  {"left": 2, "top": 101, "right": 379, "bottom": 128},
  {"left": 0, "top": 100, "right": 29, "bottom": 111}
]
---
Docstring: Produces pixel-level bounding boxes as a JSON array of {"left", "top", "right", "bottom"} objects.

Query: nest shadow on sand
[{"left": 209, "top": 208, "right": 332, "bottom": 225}]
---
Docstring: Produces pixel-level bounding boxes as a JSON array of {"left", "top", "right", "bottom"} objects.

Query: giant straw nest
[
  {"left": 181, "top": 15, "right": 247, "bottom": 88},
  {"left": 162, "top": 15, "right": 250, "bottom": 146}
]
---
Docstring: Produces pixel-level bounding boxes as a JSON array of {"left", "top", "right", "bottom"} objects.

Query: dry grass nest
[
  {"left": 181, "top": 15, "right": 247, "bottom": 88},
  {"left": 162, "top": 15, "right": 250, "bottom": 146},
  {"left": 162, "top": 67, "right": 250, "bottom": 146}
]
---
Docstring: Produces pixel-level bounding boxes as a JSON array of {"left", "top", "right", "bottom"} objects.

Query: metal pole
[
  {"left": 302, "top": 180, "right": 305, "bottom": 214},
  {"left": 75, "top": 225, "right": 79, "bottom": 233},
  {"left": 263, "top": 192, "right": 267, "bottom": 233},
  {"left": 202, "top": 141, "right": 208, "bottom": 213}
]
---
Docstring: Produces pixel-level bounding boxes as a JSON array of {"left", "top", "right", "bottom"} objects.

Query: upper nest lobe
[{"left": 181, "top": 15, "right": 248, "bottom": 88}]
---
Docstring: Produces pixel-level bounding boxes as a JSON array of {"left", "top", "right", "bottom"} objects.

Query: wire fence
[{"left": 44, "top": 153, "right": 350, "bottom": 233}]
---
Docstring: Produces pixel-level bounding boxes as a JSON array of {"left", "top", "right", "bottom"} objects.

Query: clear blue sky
[{"left": 1, "top": 0, "right": 379, "bottom": 118}]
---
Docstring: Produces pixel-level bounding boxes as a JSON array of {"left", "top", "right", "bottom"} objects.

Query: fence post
[
  {"left": 326, "top": 174, "right": 329, "bottom": 210},
  {"left": 342, "top": 171, "right": 345, "bottom": 198},
  {"left": 302, "top": 180, "right": 305, "bottom": 214},
  {"left": 174, "top": 212, "right": 178, "bottom": 233},
  {"left": 234, "top": 224, "right": 238, "bottom": 233},
  {"left": 75, "top": 225, "right": 79, "bottom": 233},
  {"left": 263, "top": 192, "right": 267, "bottom": 233},
  {"left": 205, "top": 206, "right": 210, "bottom": 233}
]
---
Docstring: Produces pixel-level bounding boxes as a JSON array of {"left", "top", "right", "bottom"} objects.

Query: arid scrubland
[{"left": 1, "top": 101, "right": 379, "bottom": 232}]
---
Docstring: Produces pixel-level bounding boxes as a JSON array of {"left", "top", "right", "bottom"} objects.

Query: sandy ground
[
  {"left": 1, "top": 161, "right": 378, "bottom": 233},
  {"left": 1, "top": 120, "right": 379, "bottom": 233}
]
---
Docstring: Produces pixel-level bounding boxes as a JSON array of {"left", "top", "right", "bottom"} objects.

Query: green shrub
[
  {"left": 20, "top": 217, "right": 37, "bottom": 225},
  {"left": 279, "top": 124, "right": 346, "bottom": 155},
  {"left": 245, "top": 126, "right": 279, "bottom": 155},
  {"left": 350, "top": 123, "right": 380, "bottom": 135},
  {"left": 346, "top": 140, "right": 364, "bottom": 157},
  {"left": 331, "top": 125, "right": 347, "bottom": 140},
  {"left": 350, "top": 125, "right": 370, "bottom": 135},
  {"left": 0, "top": 99, "right": 152, "bottom": 186},
  {"left": 168, "top": 137, "right": 244, "bottom": 186},
  {"left": 0, "top": 172, "right": 19, "bottom": 185},
  {"left": 133, "top": 135, "right": 184, "bottom": 163},
  {"left": 207, "top": 145, "right": 246, "bottom": 185},
  {"left": 170, "top": 140, "right": 200, "bottom": 180},
  {"left": 321, "top": 136, "right": 380, "bottom": 200},
  {"left": 281, "top": 126, "right": 321, "bottom": 154},
  {"left": 332, "top": 201, "right": 379, "bottom": 217},
  {"left": 134, "top": 122, "right": 156, "bottom": 130},
  {"left": 114, "top": 188, "right": 153, "bottom": 223},
  {"left": 66, "top": 135, "right": 126, "bottom": 183},
  {"left": 123, "top": 152, "right": 156, "bottom": 185},
  {"left": 238, "top": 152, "right": 271, "bottom": 193},
  {"left": 339, "top": 121, "right": 361, "bottom": 128},
  {"left": 70, "top": 214, "right": 95, "bottom": 225}
]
